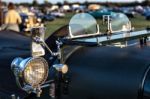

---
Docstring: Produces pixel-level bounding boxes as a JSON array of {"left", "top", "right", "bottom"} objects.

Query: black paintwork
[
  {"left": 0, "top": 30, "right": 31, "bottom": 98},
  {"left": 65, "top": 46, "right": 150, "bottom": 99},
  {"left": 1, "top": 29, "right": 150, "bottom": 99}
]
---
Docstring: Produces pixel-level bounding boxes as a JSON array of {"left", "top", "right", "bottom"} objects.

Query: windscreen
[
  {"left": 111, "top": 13, "right": 131, "bottom": 32},
  {"left": 69, "top": 13, "right": 98, "bottom": 37}
]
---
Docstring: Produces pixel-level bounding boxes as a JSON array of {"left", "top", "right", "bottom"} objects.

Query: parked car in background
[
  {"left": 36, "top": 13, "right": 55, "bottom": 22},
  {"left": 50, "top": 11, "right": 65, "bottom": 18},
  {"left": 88, "top": 4, "right": 101, "bottom": 11},
  {"left": 88, "top": 9, "right": 112, "bottom": 19},
  {"left": 141, "top": 7, "right": 150, "bottom": 16},
  {"left": 19, "top": 13, "right": 28, "bottom": 31},
  {"left": 71, "top": 4, "right": 86, "bottom": 13},
  {"left": 62, "top": 5, "right": 71, "bottom": 12},
  {"left": 122, "top": 10, "right": 136, "bottom": 18},
  {"left": 145, "top": 13, "right": 150, "bottom": 20}
]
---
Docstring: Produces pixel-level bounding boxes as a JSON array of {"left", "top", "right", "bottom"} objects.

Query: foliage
[
  {"left": 142, "top": 0, "right": 150, "bottom": 6},
  {"left": 32, "top": 0, "right": 38, "bottom": 7}
]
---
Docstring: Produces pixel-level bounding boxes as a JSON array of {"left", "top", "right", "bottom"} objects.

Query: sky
[{"left": 2, "top": 0, "right": 144, "bottom": 4}]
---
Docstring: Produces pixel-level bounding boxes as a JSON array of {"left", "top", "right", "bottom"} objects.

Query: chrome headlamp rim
[
  {"left": 11, "top": 57, "right": 49, "bottom": 88},
  {"left": 22, "top": 57, "right": 49, "bottom": 88}
]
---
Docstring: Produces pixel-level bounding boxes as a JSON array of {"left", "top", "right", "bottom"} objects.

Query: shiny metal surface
[
  {"left": 53, "top": 64, "right": 68, "bottom": 74},
  {"left": 72, "top": 30, "right": 150, "bottom": 45},
  {"left": 11, "top": 57, "right": 49, "bottom": 88},
  {"left": 31, "top": 27, "right": 45, "bottom": 57}
]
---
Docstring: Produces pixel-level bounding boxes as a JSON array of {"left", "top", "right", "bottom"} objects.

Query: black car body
[
  {"left": 1, "top": 13, "right": 150, "bottom": 99},
  {"left": 1, "top": 27, "right": 150, "bottom": 99}
]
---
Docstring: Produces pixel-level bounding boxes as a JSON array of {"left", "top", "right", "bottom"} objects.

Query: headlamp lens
[{"left": 23, "top": 58, "right": 48, "bottom": 87}]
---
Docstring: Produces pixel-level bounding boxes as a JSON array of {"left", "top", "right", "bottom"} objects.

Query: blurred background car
[
  {"left": 19, "top": 13, "right": 28, "bottom": 31},
  {"left": 88, "top": 8, "right": 112, "bottom": 19},
  {"left": 50, "top": 11, "right": 65, "bottom": 18},
  {"left": 36, "top": 12, "right": 55, "bottom": 22},
  {"left": 145, "top": 13, "right": 150, "bottom": 20}
]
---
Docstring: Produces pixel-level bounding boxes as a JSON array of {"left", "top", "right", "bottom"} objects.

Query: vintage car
[{"left": 0, "top": 13, "right": 150, "bottom": 99}]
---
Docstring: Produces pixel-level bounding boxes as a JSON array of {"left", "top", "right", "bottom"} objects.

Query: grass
[
  {"left": 130, "top": 15, "right": 150, "bottom": 30},
  {"left": 45, "top": 12, "right": 150, "bottom": 37},
  {"left": 45, "top": 13, "right": 74, "bottom": 37}
]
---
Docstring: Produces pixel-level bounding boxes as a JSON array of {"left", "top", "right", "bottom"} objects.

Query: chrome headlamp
[{"left": 11, "top": 57, "right": 48, "bottom": 88}]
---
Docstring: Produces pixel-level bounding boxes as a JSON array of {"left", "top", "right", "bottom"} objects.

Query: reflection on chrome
[{"left": 11, "top": 57, "right": 49, "bottom": 95}]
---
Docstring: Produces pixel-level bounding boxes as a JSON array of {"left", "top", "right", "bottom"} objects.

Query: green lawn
[
  {"left": 45, "top": 13, "right": 74, "bottom": 37},
  {"left": 45, "top": 13, "right": 150, "bottom": 37},
  {"left": 130, "top": 15, "right": 150, "bottom": 30}
]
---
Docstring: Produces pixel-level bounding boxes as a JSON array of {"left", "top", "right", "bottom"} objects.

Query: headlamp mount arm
[{"left": 31, "top": 27, "right": 63, "bottom": 58}]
